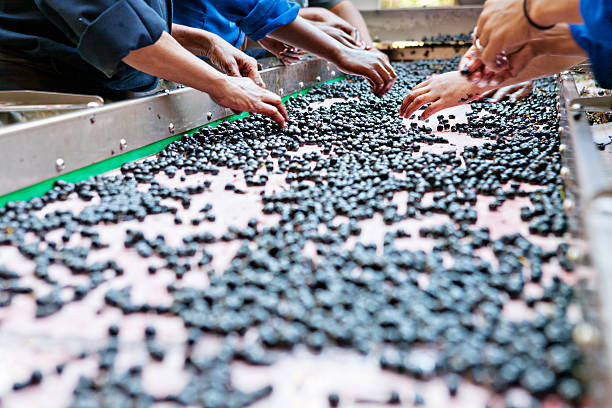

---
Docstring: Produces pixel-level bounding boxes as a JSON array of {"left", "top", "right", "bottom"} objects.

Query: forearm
[
  {"left": 526, "top": 24, "right": 588, "bottom": 57},
  {"left": 329, "top": 0, "right": 374, "bottom": 47},
  {"left": 171, "top": 23, "right": 217, "bottom": 58},
  {"left": 485, "top": 56, "right": 585, "bottom": 91},
  {"left": 123, "top": 31, "right": 227, "bottom": 94},
  {"left": 298, "top": 7, "right": 327, "bottom": 22},
  {"left": 267, "top": 17, "right": 344, "bottom": 63},
  {"left": 529, "top": 0, "right": 582, "bottom": 27}
]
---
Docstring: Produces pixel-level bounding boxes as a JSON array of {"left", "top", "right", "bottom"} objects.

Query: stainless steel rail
[
  {"left": 559, "top": 72, "right": 612, "bottom": 406},
  {"left": 361, "top": 7, "right": 482, "bottom": 43},
  {"left": 0, "top": 58, "right": 341, "bottom": 197}
]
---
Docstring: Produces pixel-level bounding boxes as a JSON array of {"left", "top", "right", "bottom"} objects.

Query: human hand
[
  {"left": 205, "top": 37, "right": 265, "bottom": 87},
  {"left": 336, "top": 48, "right": 396, "bottom": 96},
  {"left": 471, "top": 0, "right": 544, "bottom": 73},
  {"left": 309, "top": 20, "right": 364, "bottom": 50},
  {"left": 459, "top": 45, "right": 515, "bottom": 88},
  {"left": 399, "top": 71, "right": 482, "bottom": 120},
  {"left": 259, "top": 37, "right": 306, "bottom": 66},
  {"left": 210, "top": 76, "right": 289, "bottom": 127},
  {"left": 302, "top": 7, "right": 363, "bottom": 48},
  {"left": 480, "top": 80, "right": 534, "bottom": 103}
]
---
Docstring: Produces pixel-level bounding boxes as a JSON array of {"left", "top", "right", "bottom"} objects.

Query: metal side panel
[
  {"left": 559, "top": 72, "right": 612, "bottom": 406},
  {"left": 362, "top": 7, "right": 482, "bottom": 43},
  {"left": 0, "top": 58, "right": 341, "bottom": 197}
]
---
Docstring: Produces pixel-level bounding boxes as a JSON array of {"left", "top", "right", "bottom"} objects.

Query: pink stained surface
[{"left": 0, "top": 100, "right": 594, "bottom": 408}]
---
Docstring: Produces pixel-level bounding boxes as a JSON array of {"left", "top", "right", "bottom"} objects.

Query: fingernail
[
  {"left": 477, "top": 81, "right": 488, "bottom": 88},
  {"left": 490, "top": 79, "right": 500, "bottom": 87}
]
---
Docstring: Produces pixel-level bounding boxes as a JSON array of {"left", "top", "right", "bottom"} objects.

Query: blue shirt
[
  {"left": 570, "top": 24, "right": 612, "bottom": 89},
  {"left": 579, "top": 0, "right": 612, "bottom": 48},
  {"left": 173, "top": 0, "right": 300, "bottom": 49},
  {"left": 0, "top": 0, "right": 171, "bottom": 91}
]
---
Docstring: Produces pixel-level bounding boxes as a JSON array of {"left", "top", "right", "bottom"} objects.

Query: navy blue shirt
[
  {"left": 570, "top": 24, "right": 612, "bottom": 89},
  {"left": 0, "top": 0, "right": 171, "bottom": 91},
  {"left": 173, "top": 0, "right": 300, "bottom": 49}
]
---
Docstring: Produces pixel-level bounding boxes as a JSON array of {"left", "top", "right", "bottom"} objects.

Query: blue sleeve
[
  {"left": 570, "top": 24, "right": 612, "bottom": 89},
  {"left": 33, "top": 0, "right": 169, "bottom": 77},
  {"left": 214, "top": 0, "right": 300, "bottom": 41},
  {"left": 580, "top": 0, "right": 612, "bottom": 48}
]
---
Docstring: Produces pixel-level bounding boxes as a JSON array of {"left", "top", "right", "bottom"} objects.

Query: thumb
[{"left": 225, "top": 60, "right": 240, "bottom": 77}]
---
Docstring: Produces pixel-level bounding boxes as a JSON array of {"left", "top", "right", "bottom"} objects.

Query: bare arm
[
  {"left": 171, "top": 24, "right": 263, "bottom": 86},
  {"left": 267, "top": 17, "right": 396, "bottom": 96},
  {"left": 529, "top": 0, "right": 582, "bottom": 27},
  {"left": 328, "top": 0, "right": 374, "bottom": 48},
  {"left": 123, "top": 32, "right": 288, "bottom": 126},
  {"left": 473, "top": 0, "right": 582, "bottom": 72},
  {"left": 463, "top": 24, "right": 587, "bottom": 86}
]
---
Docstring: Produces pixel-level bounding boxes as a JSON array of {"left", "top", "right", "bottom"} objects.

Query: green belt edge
[{"left": 0, "top": 76, "right": 346, "bottom": 208}]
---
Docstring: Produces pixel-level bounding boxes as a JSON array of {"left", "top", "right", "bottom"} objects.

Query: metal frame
[
  {"left": 361, "top": 7, "right": 482, "bottom": 43},
  {"left": 559, "top": 72, "right": 612, "bottom": 406},
  {"left": 0, "top": 58, "right": 341, "bottom": 197}
]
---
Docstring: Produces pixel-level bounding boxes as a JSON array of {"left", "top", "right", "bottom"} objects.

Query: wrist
[
  {"left": 328, "top": 44, "right": 349, "bottom": 67},
  {"left": 526, "top": 0, "right": 554, "bottom": 29}
]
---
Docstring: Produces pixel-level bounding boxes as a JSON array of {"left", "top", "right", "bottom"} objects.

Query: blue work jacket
[
  {"left": 172, "top": 0, "right": 302, "bottom": 49},
  {"left": 570, "top": 24, "right": 612, "bottom": 89},
  {"left": 0, "top": 0, "right": 172, "bottom": 91},
  {"left": 579, "top": 0, "right": 612, "bottom": 48}
]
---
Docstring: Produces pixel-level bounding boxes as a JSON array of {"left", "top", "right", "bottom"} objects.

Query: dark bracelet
[{"left": 523, "top": 0, "right": 555, "bottom": 30}]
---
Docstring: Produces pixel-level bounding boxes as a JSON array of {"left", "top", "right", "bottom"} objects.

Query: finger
[
  {"left": 258, "top": 103, "right": 286, "bottom": 128},
  {"left": 280, "top": 55, "right": 301, "bottom": 65},
  {"left": 480, "top": 89, "right": 497, "bottom": 100},
  {"left": 402, "top": 93, "right": 437, "bottom": 119},
  {"left": 282, "top": 49, "right": 306, "bottom": 58},
  {"left": 488, "top": 70, "right": 511, "bottom": 89},
  {"left": 509, "top": 84, "right": 533, "bottom": 102},
  {"left": 366, "top": 69, "right": 384, "bottom": 95},
  {"left": 508, "top": 47, "right": 535, "bottom": 78},
  {"left": 489, "top": 87, "right": 510, "bottom": 103},
  {"left": 225, "top": 60, "right": 241, "bottom": 77},
  {"left": 252, "top": 69, "right": 266, "bottom": 88},
  {"left": 477, "top": 70, "right": 495, "bottom": 88},
  {"left": 460, "top": 49, "right": 483, "bottom": 75},
  {"left": 411, "top": 79, "right": 431, "bottom": 93},
  {"left": 479, "top": 35, "right": 505, "bottom": 73},
  {"left": 467, "top": 68, "right": 484, "bottom": 84},
  {"left": 240, "top": 60, "right": 265, "bottom": 88},
  {"left": 337, "top": 32, "right": 362, "bottom": 49},
  {"left": 377, "top": 62, "right": 397, "bottom": 96},
  {"left": 338, "top": 23, "right": 356, "bottom": 36},
  {"left": 421, "top": 99, "right": 449, "bottom": 121},
  {"left": 276, "top": 100, "right": 290, "bottom": 122},
  {"left": 400, "top": 86, "right": 429, "bottom": 116},
  {"left": 262, "top": 92, "right": 289, "bottom": 122}
]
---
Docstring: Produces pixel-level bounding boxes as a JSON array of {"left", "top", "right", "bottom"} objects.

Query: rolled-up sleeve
[
  {"left": 214, "top": 0, "right": 300, "bottom": 42},
  {"left": 34, "top": 0, "right": 169, "bottom": 77},
  {"left": 580, "top": 0, "right": 612, "bottom": 48},
  {"left": 570, "top": 24, "right": 612, "bottom": 89}
]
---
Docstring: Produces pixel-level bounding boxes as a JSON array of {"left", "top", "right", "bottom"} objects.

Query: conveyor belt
[{"left": 0, "top": 58, "right": 598, "bottom": 407}]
